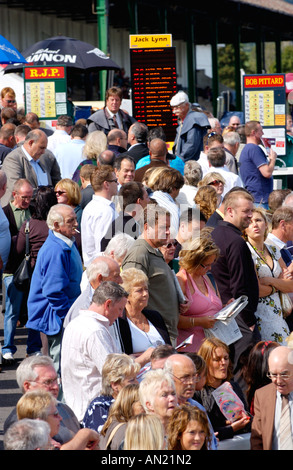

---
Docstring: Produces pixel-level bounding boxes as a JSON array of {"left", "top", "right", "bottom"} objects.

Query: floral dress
[{"left": 247, "top": 242, "right": 289, "bottom": 344}]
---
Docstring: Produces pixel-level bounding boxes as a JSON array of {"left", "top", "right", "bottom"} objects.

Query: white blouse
[{"left": 127, "top": 318, "right": 165, "bottom": 353}]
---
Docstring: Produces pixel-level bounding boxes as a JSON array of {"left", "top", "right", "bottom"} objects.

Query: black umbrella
[{"left": 3, "top": 35, "right": 120, "bottom": 73}]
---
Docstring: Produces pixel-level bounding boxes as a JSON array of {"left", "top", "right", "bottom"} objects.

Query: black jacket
[{"left": 117, "top": 308, "right": 171, "bottom": 354}]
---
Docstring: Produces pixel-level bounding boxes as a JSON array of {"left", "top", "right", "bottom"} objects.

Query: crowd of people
[{"left": 1, "top": 84, "right": 293, "bottom": 451}]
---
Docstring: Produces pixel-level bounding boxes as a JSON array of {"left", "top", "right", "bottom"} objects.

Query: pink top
[{"left": 177, "top": 269, "right": 222, "bottom": 352}]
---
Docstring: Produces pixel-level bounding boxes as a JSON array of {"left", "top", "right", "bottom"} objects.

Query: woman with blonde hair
[
  {"left": 16, "top": 390, "right": 100, "bottom": 450},
  {"left": 16, "top": 389, "right": 62, "bottom": 449},
  {"left": 194, "top": 185, "right": 218, "bottom": 221},
  {"left": 176, "top": 228, "right": 225, "bottom": 352},
  {"left": 54, "top": 178, "right": 82, "bottom": 229},
  {"left": 199, "top": 172, "right": 226, "bottom": 207},
  {"left": 120, "top": 268, "right": 171, "bottom": 363},
  {"left": 123, "top": 413, "right": 166, "bottom": 450},
  {"left": 99, "top": 383, "right": 143, "bottom": 450},
  {"left": 245, "top": 207, "right": 291, "bottom": 344},
  {"left": 82, "top": 353, "right": 140, "bottom": 432}
]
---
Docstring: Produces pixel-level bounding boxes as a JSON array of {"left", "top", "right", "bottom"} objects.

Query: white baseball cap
[{"left": 170, "top": 91, "right": 189, "bottom": 107}]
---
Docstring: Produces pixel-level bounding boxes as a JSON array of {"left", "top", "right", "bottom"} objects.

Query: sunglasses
[
  {"left": 55, "top": 190, "right": 66, "bottom": 196},
  {"left": 164, "top": 241, "right": 179, "bottom": 249},
  {"left": 208, "top": 180, "right": 223, "bottom": 186},
  {"left": 5, "top": 99, "right": 16, "bottom": 104}
]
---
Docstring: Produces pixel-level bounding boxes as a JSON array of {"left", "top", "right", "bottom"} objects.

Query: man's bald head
[
  {"left": 268, "top": 346, "right": 293, "bottom": 395},
  {"left": 149, "top": 138, "right": 168, "bottom": 161}
]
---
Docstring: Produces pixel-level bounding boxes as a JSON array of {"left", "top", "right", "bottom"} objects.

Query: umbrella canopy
[
  {"left": 0, "top": 34, "right": 27, "bottom": 64},
  {"left": 4, "top": 35, "right": 120, "bottom": 73}
]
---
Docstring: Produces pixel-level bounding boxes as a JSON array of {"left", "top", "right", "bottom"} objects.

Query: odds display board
[
  {"left": 24, "top": 66, "right": 68, "bottom": 121},
  {"left": 130, "top": 40, "right": 177, "bottom": 142},
  {"left": 243, "top": 73, "right": 286, "bottom": 155}
]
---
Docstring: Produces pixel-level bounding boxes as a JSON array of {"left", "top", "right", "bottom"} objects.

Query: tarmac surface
[{"left": 0, "top": 287, "right": 25, "bottom": 451}]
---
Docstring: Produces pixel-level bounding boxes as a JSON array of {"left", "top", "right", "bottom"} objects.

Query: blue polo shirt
[{"left": 239, "top": 143, "right": 273, "bottom": 204}]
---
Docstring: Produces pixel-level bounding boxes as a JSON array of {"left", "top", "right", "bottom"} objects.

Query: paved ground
[{"left": 0, "top": 288, "right": 26, "bottom": 451}]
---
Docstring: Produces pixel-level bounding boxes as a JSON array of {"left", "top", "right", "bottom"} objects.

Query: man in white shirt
[
  {"left": 197, "top": 131, "right": 224, "bottom": 175},
  {"left": 54, "top": 123, "right": 88, "bottom": 179},
  {"left": 47, "top": 115, "right": 73, "bottom": 154},
  {"left": 81, "top": 165, "right": 119, "bottom": 267},
  {"left": 61, "top": 281, "right": 128, "bottom": 422},
  {"left": 266, "top": 205, "right": 293, "bottom": 263},
  {"left": 204, "top": 147, "right": 243, "bottom": 196}
]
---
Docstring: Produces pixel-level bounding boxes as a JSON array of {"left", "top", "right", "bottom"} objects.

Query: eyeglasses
[
  {"left": 172, "top": 103, "right": 185, "bottom": 110},
  {"left": 208, "top": 180, "right": 223, "bottom": 186},
  {"left": 171, "top": 373, "right": 199, "bottom": 384},
  {"left": 55, "top": 190, "right": 66, "bottom": 196},
  {"left": 4, "top": 99, "right": 16, "bottom": 104},
  {"left": 17, "top": 195, "right": 32, "bottom": 200},
  {"left": 30, "top": 377, "right": 61, "bottom": 387},
  {"left": 164, "top": 241, "right": 179, "bottom": 249},
  {"left": 49, "top": 410, "right": 61, "bottom": 418},
  {"left": 267, "top": 372, "right": 293, "bottom": 381},
  {"left": 107, "top": 178, "right": 118, "bottom": 183},
  {"left": 200, "top": 262, "right": 213, "bottom": 269}
]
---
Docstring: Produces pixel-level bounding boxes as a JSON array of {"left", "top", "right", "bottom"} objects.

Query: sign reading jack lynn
[{"left": 130, "top": 36, "right": 178, "bottom": 142}]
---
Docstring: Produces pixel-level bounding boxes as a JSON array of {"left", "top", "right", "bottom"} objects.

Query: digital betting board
[{"left": 130, "top": 47, "right": 178, "bottom": 141}]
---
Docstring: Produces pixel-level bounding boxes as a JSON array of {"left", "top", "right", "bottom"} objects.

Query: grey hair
[
  {"left": 223, "top": 131, "right": 240, "bottom": 146},
  {"left": 104, "top": 233, "right": 135, "bottom": 260},
  {"left": 283, "top": 191, "right": 293, "bottom": 208},
  {"left": 86, "top": 257, "right": 111, "bottom": 282},
  {"left": 91, "top": 281, "right": 128, "bottom": 306},
  {"left": 16, "top": 355, "right": 55, "bottom": 393},
  {"left": 129, "top": 122, "right": 148, "bottom": 143},
  {"left": 139, "top": 368, "right": 175, "bottom": 413},
  {"left": 184, "top": 160, "right": 203, "bottom": 186},
  {"left": 46, "top": 204, "right": 68, "bottom": 230},
  {"left": 4, "top": 419, "right": 51, "bottom": 450}
]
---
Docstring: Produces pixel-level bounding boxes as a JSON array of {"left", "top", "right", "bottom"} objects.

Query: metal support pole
[
  {"left": 96, "top": 0, "right": 108, "bottom": 100},
  {"left": 234, "top": 23, "right": 242, "bottom": 111},
  {"left": 158, "top": 6, "right": 168, "bottom": 33},
  {"left": 186, "top": 15, "right": 195, "bottom": 103},
  {"left": 210, "top": 18, "right": 219, "bottom": 116},
  {"left": 256, "top": 27, "right": 264, "bottom": 73},
  {"left": 128, "top": 0, "right": 138, "bottom": 34},
  {"left": 275, "top": 34, "right": 282, "bottom": 73}
]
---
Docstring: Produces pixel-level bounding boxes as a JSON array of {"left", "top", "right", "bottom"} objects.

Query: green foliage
[{"left": 218, "top": 43, "right": 253, "bottom": 89}]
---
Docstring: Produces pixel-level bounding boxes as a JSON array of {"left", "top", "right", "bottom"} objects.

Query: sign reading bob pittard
[
  {"left": 243, "top": 73, "right": 286, "bottom": 156},
  {"left": 24, "top": 65, "right": 67, "bottom": 120}
]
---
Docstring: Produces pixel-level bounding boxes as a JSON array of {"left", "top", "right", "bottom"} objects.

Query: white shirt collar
[
  {"left": 79, "top": 309, "right": 110, "bottom": 326},
  {"left": 53, "top": 230, "right": 74, "bottom": 247},
  {"left": 266, "top": 232, "right": 287, "bottom": 250},
  {"left": 22, "top": 145, "right": 37, "bottom": 162}
]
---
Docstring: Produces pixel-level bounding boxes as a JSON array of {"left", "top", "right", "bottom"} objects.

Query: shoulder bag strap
[
  {"left": 106, "top": 422, "right": 124, "bottom": 449},
  {"left": 24, "top": 220, "right": 30, "bottom": 257}
]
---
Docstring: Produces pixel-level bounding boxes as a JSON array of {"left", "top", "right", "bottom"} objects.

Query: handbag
[
  {"left": 13, "top": 220, "right": 32, "bottom": 292},
  {"left": 279, "top": 291, "right": 293, "bottom": 318}
]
